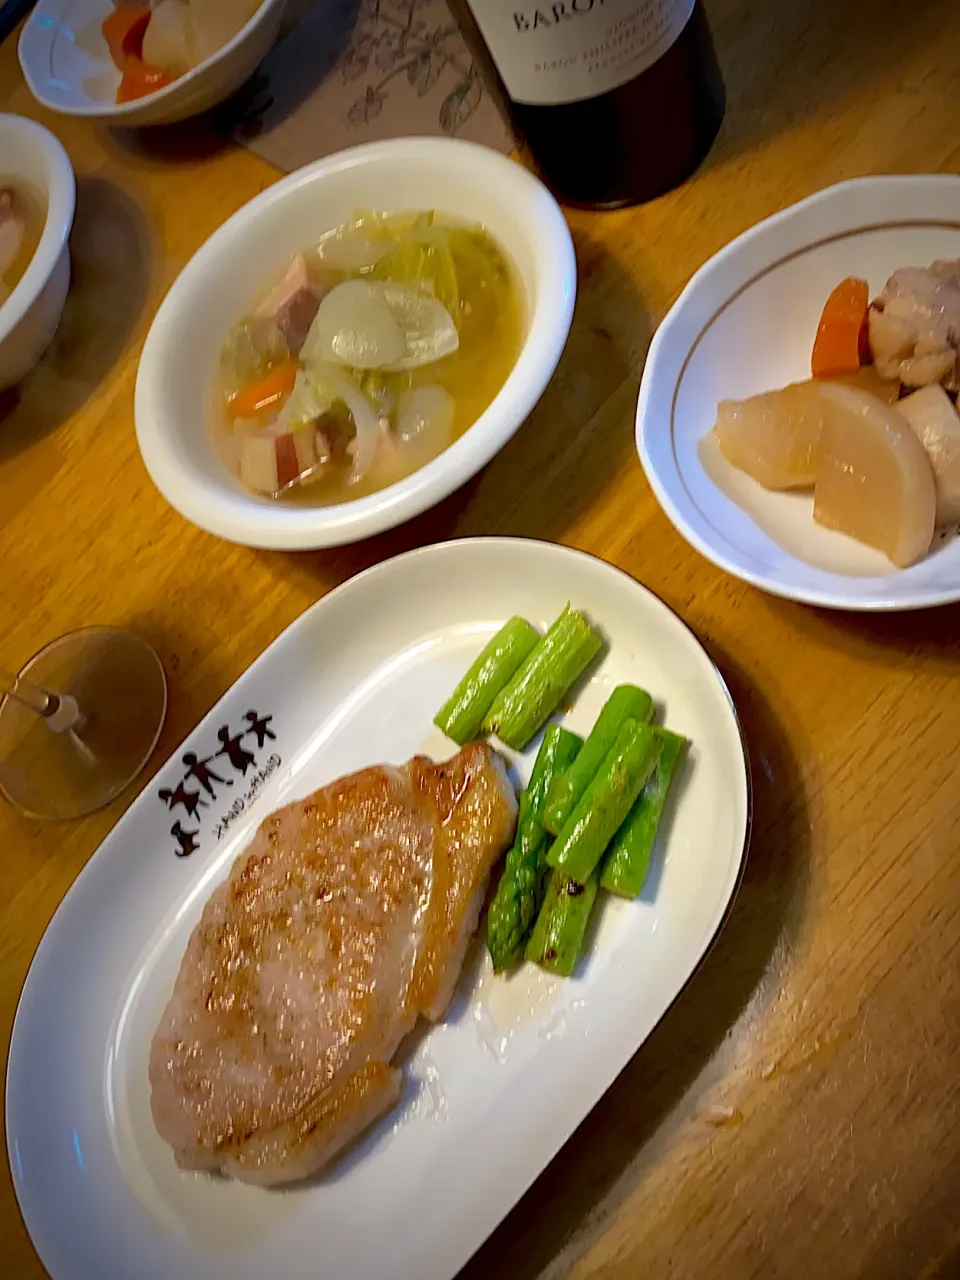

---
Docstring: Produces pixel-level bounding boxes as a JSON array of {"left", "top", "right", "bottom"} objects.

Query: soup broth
[
  {"left": 0, "top": 181, "right": 46, "bottom": 307},
  {"left": 210, "top": 212, "right": 524, "bottom": 504}
]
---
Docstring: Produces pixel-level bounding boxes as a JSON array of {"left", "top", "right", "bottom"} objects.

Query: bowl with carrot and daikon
[{"left": 637, "top": 175, "right": 960, "bottom": 611}]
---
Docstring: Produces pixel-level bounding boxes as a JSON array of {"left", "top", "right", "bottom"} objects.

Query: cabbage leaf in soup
[{"left": 213, "top": 210, "right": 522, "bottom": 502}]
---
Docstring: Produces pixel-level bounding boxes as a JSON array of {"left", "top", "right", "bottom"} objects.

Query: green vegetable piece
[
  {"left": 487, "top": 821, "right": 547, "bottom": 974},
  {"left": 525, "top": 870, "right": 599, "bottom": 977},
  {"left": 434, "top": 617, "right": 540, "bottom": 745},
  {"left": 485, "top": 726, "right": 583, "bottom": 973},
  {"left": 482, "top": 605, "right": 603, "bottom": 751},
  {"left": 546, "top": 720, "right": 663, "bottom": 884},
  {"left": 520, "top": 724, "right": 584, "bottom": 856},
  {"left": 600, "top": 729, "right": 687, "bottom": 898},
  {"left": 372, "top": 239, "right": 460, "bottom": 319},
  {"left": 544, "top": 684, "right": 654, "bottom": 835}
]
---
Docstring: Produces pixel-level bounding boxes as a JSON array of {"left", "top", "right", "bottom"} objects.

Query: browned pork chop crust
[{"left": 149, "top": 743, "right": 517, "bottom": 1185}]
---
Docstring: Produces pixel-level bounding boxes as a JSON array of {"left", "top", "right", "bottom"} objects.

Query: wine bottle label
[{"left": 464, "top": 0, "right": 695, "bottom": 105}]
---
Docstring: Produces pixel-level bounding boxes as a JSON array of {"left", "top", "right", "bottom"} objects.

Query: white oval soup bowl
[
  {"left": 637, "top": 175, "right": 960, "bottom": 611},
  {"left": 135, "top": 138, "right": 576, "bottom": 549},
  {"left": 0, "top": 114, "right": 76, "bottom": 391},
  {"left": 19, "top": 0, "right": 287, "bottom": 127}
]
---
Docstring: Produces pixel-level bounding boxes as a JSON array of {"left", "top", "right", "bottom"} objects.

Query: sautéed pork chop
[{"left": 150, "top": 742, "right": 517, "bottom": 1185}]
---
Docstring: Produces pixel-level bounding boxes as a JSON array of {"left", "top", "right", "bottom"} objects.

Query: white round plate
[
  {"left": 637, "top": 174, "right": 960, "bottom": 611},
  {"left": 6, "top": 539, "right": 749, "bottom": 1280},
  {"left": 18, "top": 0, "right": 286, "bottom": 127}
]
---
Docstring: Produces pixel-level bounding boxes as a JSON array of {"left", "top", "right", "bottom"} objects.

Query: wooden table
[{"left": 2, "top": 2, "right": 959, "bottom": 1276}]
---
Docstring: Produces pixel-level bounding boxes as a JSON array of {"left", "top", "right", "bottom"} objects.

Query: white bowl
[
  {"left": 18, "top": 0, "right": 287, "bottom": 127},
  {"left": 637, "top": 174, "right": 960, "bottom": 611},
  {"left": 135, "top": 138, "right": 576, "bottom": 550},
  {"left": 0, "top": 114, "right": 76, "bottom": 391}
]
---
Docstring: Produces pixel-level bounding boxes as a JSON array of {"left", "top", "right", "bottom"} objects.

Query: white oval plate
[
  {"left": 6, "top": 539, "right": 750, "bottom": 1280},
  {"left": 637, "top": 175, "right": 960, "bottom": 610}
]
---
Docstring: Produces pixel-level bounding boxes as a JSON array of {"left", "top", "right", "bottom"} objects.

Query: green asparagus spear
[
  {"left": 434, "top": 616, "right": 540, "bottom": 744},
  {"left": 544, "top": 684, "right": 654, "bottom": 835},
  {"left": 600, "top": 729, "right": 687, "bottom": 898},
  {"left": 525, "top": 870, "right": 599, "bottom": 977},
  {"left": 520, "top": 724, "right": 584, "bottom": 856},
  {"left": 547, "top": 719, "right": 663, "bottom": 883},
  {"left": 482, "top": 605, "right": 603, "bottom": 751},
  {"left": 486, "top": 726, "right": 583, "bottom": 973},
  {"left": 487, "top": 817, "right": 548, "bottom": 973}
]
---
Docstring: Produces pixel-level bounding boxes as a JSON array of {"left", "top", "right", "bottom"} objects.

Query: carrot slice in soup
[
  {"left": 102, "top": 5, "right": 153, "bottom": 70},
  {"left": 811, "top": 276, "right": 870, "bottom": 378},
  {"left": 117, "top": 59, "right": 175, "bottom": 102},
  {"left": 226, "top": 360, "right": 300, "bottom": 420}
]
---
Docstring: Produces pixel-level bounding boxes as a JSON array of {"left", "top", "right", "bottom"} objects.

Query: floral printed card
[{"left": 229, "top": 0, "right": 515, "bottom": 172}]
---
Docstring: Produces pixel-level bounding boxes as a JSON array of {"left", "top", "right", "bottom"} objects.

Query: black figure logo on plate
[
  {"left": 161, "top": 711, "right": 278, "bottom": 857},
  {"left": 244, "top": 710, "right": 276, "bottom": 748},
  {"left": 216, "top": 725, "right": 257, "bottom": 776},
  {"left": 158, "top": 781, "right": 208, "bottom": 820},
  {"left": 171, "top": 821, "right": 200, "bottom": 858},
  {"left": 182, "top": 751, "right": 232, "bottom": 798}
]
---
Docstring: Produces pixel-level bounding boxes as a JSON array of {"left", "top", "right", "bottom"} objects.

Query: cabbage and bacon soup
[
  {"left": 0, "top": 183, "right": 46, "bottom": 308},
  {"left": 212, "top": 212, "right": 524, "bottom": 503}
]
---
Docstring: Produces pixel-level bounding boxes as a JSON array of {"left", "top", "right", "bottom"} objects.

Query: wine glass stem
[
  {"left": 0, "top": 668, "right": 84, "bottom": 735},
  {"left": 0, "top": 667, "right": 58, "bottom": 716}
]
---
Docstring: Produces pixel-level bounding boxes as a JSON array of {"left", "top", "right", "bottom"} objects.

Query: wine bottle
[{"left": 453, "top": 0, "right": 725, "bottom": 209}]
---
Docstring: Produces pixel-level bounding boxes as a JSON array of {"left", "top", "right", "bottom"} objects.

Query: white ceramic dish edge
[
  {"left": 18, "top": 0, "right": 287, "bottom": 126},
  {"left": 6, "top": 538, "right": 751, "bottom": 1280},
  {"left": 0, "top": 114, "right": 76, "bottom": 390},
  {"left": 134, "top": 139, "right": 577, "bottom": 550},
  {"left": 636, "top": 174, "right": 960, "bottom": 611}
]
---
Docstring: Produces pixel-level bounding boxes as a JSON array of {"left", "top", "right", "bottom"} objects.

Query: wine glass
[{"left": 0, "top": 628, "right": 167, "bottom": 821}]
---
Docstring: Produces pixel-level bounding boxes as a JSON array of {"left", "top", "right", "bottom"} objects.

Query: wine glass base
[{"left": 0, "top": 628, "right": 167, "bottom": 821}]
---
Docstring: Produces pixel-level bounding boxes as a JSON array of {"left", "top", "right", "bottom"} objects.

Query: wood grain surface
[{"left": 2, "top": 1, "right": 959, "bottom": 1276}]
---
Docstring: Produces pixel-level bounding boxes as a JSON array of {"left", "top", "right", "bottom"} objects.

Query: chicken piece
[
  {"left": 931, "top": 259, "right": 960, "bottom": 287},
  {"left": 868, "top": 263, "right": 960, "bottom": 391},
  {"left": 256, "top": 255, "right": 323, "bottom": 352},
  {"left": 897, "top": 384, "right": 960, "bottom": 524},
  {"left": 149, "top": 743, "right": 517, "bottom": 1186}
]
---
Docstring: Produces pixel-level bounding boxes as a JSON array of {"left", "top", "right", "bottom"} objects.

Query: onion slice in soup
[
  {"left": 380, "top": 284, "right": 459, "bottom": 370},
  {"left": 311, "top": 221, "right": 397, "bottom": 273},
  {"left": 275, "top": 362, "right": 381, "bottom": 484},
  {"left": 303, "top": 280, "right": 405, "bottom": 369},
  {"left": 324, "top": 366, "right": 382, "bottom": 483},
  {"left": 302, "top": 280, "right": 459, "bottom": 372},
  {"left": 395, "top": 386, "right": 455, "bottom": 466}
]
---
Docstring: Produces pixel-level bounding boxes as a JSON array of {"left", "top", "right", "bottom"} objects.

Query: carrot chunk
[
  {"left": 226, "top": 360, "right": 300, "bottom": 420},
  {"left": 117, "top": 59, "right": 174, "bottom": 103},
  {"left": 102, "top": 5, "right": 153, "bottom": 70},
  {"left": 811, "top": 276, "right": 870, "bottom": 378}
]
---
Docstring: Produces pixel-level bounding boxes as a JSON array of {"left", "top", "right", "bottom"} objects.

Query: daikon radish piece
[
  {"left": 714, "top": 381, "right": 824, "bottom": 489},
  {"left": 814, "top": 383, "right": 936, "bottom": 567},
  {"left": 142, "top": 0, "right": 195, "bottom": 76},
  {"left": 896, "top": 384, "right": 960, "bottom": 524}
]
